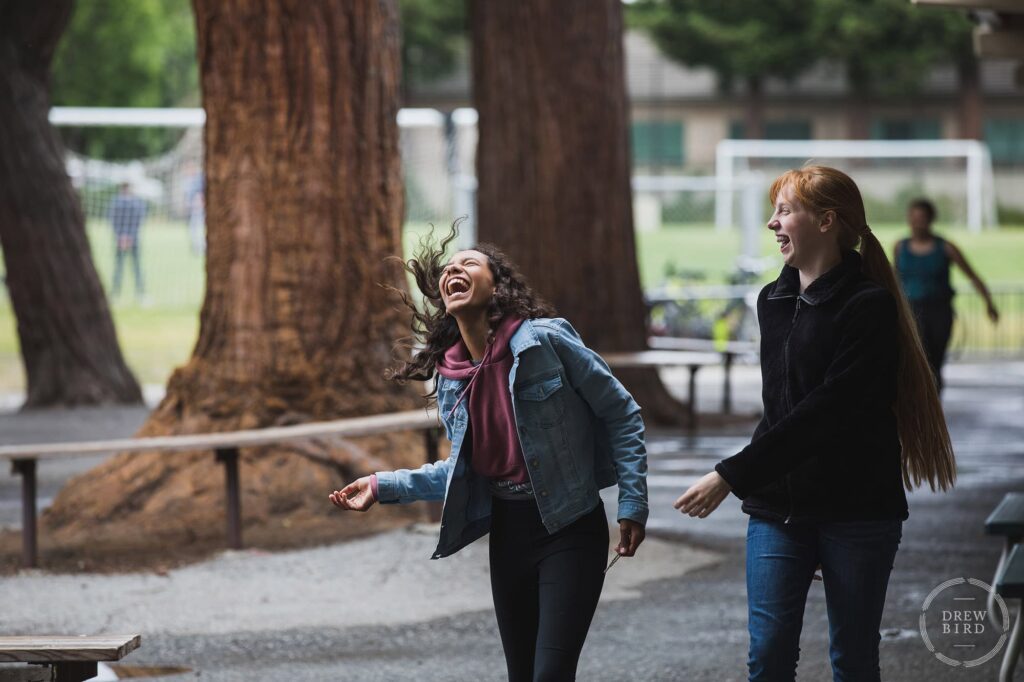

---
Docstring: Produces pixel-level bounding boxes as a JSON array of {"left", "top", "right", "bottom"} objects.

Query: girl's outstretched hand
[
  {"left": 674, "top": 471, "right": 731, "bottom": 519},
  {"left": 616, "top": 519, "right": 645, "bottom": 556},
  {"left": 329, "top": 476, "right": 376, "bottom": 512}
]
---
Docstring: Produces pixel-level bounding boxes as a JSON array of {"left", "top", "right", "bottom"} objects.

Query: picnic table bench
[
  {"left": 0, "top": 347, "right": 750, "bottom": 570},
  {"left": 986, "top": 492, "right": 1024, "bottom": 681},
  {"left": 603, "top": 350, "right": 725, "bottom": 430},
  {"left": 0, "top": 410, "right": 441, "bottom": 569},
  {"left": 647, "top": 336, "right": 759, "bottom": 415},
  {"left": 0, "top": 635, "right": 140, "bottom": 682}
]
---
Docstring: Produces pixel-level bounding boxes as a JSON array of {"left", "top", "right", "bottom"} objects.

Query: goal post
[{"left": 714, "top": 139, "right": 999, "bottom": 234}]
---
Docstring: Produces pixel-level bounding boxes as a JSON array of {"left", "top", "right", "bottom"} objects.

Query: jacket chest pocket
[
  {"left": 437, "top": 381, "right": 468, "bottom": 437},
  {"left": 515, "top": 372, "right": 566, "bottom": 428}
]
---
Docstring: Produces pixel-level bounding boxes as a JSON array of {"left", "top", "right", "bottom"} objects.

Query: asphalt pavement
[{"left": 1, "top": 360, "right": 1022, "bottom": 681}]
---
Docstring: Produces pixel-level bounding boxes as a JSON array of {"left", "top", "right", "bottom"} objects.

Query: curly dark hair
[{"left": 386, "top": 220, "right": 556, "bottom": 393}]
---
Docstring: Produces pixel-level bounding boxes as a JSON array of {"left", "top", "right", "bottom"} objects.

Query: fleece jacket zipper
[{"left": 782, "top": 297, "right": 803, "bottom": 524}]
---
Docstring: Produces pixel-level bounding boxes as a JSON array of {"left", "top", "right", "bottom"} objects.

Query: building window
[
  {"left": 984, "top": 119, "right": 1024, "bottom": 163},
  {"left": 871, "top": 118, "right": 942, "bottom": 140},
  {"left": 631, "top": 120, "right": 684, "bottom": 167},
  {"left": 729, "top": 119, "right": 813, "bottom": 140}
]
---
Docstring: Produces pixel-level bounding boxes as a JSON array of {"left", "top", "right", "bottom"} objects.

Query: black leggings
[
  {"left": 910, "top": 297, "right": 954, "bottom": 391},
  {"left": 489, "top": 497, "right": 609, "bottom": 682}
]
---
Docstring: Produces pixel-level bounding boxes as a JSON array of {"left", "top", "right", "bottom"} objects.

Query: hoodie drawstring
[{"left": 445, "top": 340, "right": 495, "bottom": 423}]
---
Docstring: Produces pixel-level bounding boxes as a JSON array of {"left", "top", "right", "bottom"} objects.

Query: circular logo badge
[{"left": 919, "top": 577, "right": 1010, "bottom": 667}]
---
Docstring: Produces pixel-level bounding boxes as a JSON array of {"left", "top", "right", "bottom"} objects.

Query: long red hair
[{"left": 769, "top": 165, "right": 955, "bottom": 491}]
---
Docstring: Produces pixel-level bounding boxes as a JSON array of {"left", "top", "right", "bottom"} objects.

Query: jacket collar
[
  {"left": 509, "top": 318, "right": 542, "bottom": 356},
  {"left": 437, "top": 319, "right": 541, "bottom": 391},
  {"left": 767, "top": 249, "right": 862, "bottom": 305}
]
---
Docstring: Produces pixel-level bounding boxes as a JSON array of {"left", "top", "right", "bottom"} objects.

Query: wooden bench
[
  {"left": 986, "top": 493, "right": 1024, "bottom": 620},
  {"left": 985, "top": 492, "right": 1024, "bottom": 681},
  {"left": 996, "top": 544, "right": 1024, "bottom": 682},
  {"left": 647, "top": 336, "right": 759, "bottom": 415},
  {"left": 0, "top": 410, "right": 441, "bottom": 569},
  {"left": 603, "top": 350, "right": 722, "bottom": 429},
  {"left": 988, "top": 493, "right": 1024, "bottom": 681},
  {"left": 0, "top": 635, "right": 140, "bottom": 682},
  {"left": 0, "top": 348, "right": 752, "bottom": 569}
]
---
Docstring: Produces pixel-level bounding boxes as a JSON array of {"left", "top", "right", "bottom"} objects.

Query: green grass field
[{"left": 0, "top": 220, "right": 1021, "bottom": 394}]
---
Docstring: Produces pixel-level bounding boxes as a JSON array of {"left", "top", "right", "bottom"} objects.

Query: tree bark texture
[
  {"left": 744, "top": 76, "right": 765, "bottom": 141},
  {"left": 43, "top": 0, "right": 427, "bottom": 547},
  {"left": 471, "top": 0, "right": 688, "bottom": 425},
  {"left": 0, "top": 0, "right": 143, "bottom": 407}
]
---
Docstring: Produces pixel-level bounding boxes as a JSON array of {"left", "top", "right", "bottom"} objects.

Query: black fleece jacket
[{"left": 715, "top": 249, "right": 909, "bottom": 523}]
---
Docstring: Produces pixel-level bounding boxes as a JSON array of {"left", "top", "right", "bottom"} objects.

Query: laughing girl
[
  {"left": 675, "top": 166, "right": 955, "bottom": 681},
  {"left": 330, "top": 227, "right": 648, "bottom": 681}
]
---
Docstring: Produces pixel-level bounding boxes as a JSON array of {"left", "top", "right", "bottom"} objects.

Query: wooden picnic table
[
  {"left": 603, "top": 350, "right": 722, "bottom": 429},
  {"left": 647, "top": 336, "right": 759, "bottom": 415},
  {"left": 0, "top": 635, "right": 140, "bottom": 682},
  {"left": 0, "top": 410, "right": 441, "bottom": 569},
  {"left": 985, "top": 492, "right": 1024, "bottom": 681}
]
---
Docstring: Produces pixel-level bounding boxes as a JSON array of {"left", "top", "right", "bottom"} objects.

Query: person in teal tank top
[{"left": 894, "top": 199, "right": 999, "bottom": 392}]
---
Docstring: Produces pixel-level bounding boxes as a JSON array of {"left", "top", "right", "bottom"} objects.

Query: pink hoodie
[
  {"left": 435, "top": 315, "right": 528, "bottom": 483},
  {"left": 370, "top": 316, "right": 527, "bottom": 502}
]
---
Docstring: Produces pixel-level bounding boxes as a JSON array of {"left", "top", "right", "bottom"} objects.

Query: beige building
[{"left": 406, "top": 30, "right": 1024, "bottom": 216}]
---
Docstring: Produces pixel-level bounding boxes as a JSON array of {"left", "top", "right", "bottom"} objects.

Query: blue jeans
[
  {"left": 745, "top": 516, "right": 902, "bottom": 682},
  {"left": 113, "top": 243, "right": 144, "bottom": 297}
]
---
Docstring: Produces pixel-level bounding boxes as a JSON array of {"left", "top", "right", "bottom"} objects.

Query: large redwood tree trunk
[
  {"left": 0, "top": 0, "right": 143, "bottom": 408},
  {"left": 472, "top": 0, "right": 687, "bottom": 425},
  {"left": 745, "top": 76, "right": 765, "bottom": 140},
  {"left": 158, "top": 0, "right": 417, "bottom": 428},
  {"left": 41, "top": 0, "right": 425, "bottom": 553}
]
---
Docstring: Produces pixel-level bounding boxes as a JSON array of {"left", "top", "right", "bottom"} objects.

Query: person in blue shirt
[
  {"left": 329, "top": 226, "right": 648, "bottom": 681},
  {"left": 108, "top": 182, "right": 148, "bottom": 301},
  {"left": 894, "top": 198, "right": 999, "bottom": 392}
]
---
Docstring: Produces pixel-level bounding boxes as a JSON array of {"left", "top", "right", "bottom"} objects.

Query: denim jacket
[{"left": 374, "top": 317, "right": 648, "bottom": 558}]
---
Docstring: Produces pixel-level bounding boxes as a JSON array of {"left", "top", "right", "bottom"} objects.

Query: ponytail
[
  {"left": 770, "top": 166, "right": 956, "bottom": 492},
  {"left": 859, "top": 229, "right": 956, "bottom": 491}
]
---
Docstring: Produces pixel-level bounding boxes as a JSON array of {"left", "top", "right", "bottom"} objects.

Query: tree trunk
[
  {"left": 846, "top": 103, "right": 870, "bottom": 141},
  {"left": 745, "top": 76, "right": 765, "bottom": 140},
  {"left": 0, "top": 0, "right": 143, "bottom": 408},
  {"left": 845, "top": 66, "right": 872, "bottom": 141},
  {"left": 471, "top": 0, "right": 688, "bottom": 425},
  {"left": 41, "top": 0, "right": 425, "bottom": 549},
  {"left": 957, "top": 57, "right": 983, "bottom": 140}
]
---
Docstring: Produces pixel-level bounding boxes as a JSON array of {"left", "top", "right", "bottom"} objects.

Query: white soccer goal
[
  {"left": 714, "top": 139, "right": 999, "bottom": 234},
  {"left": 632, "top": 172, "right": 770, "bottom": 264}
]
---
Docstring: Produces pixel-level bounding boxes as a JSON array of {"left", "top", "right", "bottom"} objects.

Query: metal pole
[
  {"left": 722, "top": 352, "right": 734, "bottom": 415},
  {"left": 215, "top": 448, "right": 243, "bottom": 550},
  {"left": 715, "top": 143, "right": 734, "bottom": 231},
  {"left": 990, "top": 535, "right": 1021, "bottom": 628},
  {"left": 12, "top": 458, "right": 38, "bottom": 569},
  {"left": 687, "top": 365, "right": 699, "bottom": 430},
  {"left": 1000, "top": 598, "right": 1023, "bottom": 682},
  {"left": 967, "top": 147, "right": 983, "bottom": 233}
]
